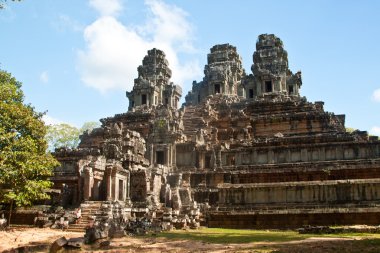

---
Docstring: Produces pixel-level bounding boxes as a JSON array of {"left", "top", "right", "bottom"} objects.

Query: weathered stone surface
[
  {"left": 49, "top": 237, "right": 67, "bottom": 253},
  {"left": 50, "top": 33, "right": 380, "bottom": 229},
  {"left": 66, "top": 237, "right": 84, "bottom": 248}
]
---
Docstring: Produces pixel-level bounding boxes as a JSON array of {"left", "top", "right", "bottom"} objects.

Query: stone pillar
[
  {"left": 319, "top": 147, "right": 326, "bottom": 161},
  {"left": 268, "top": 150, "right": 274, "bottom": 164},
  {"left": 172, "top": 145, "right": 176, "bottom": 167},
  {"left": 253, "top": 149, "right": 257, "bottom": 164},
  {"left": 114, "top": 173, "right": 118, "bottom": 201},
  {"left": 301, "top": 148, "right": 308, "bottom": 162},
  {"left": 106, "top": 167, "right": 113, "bottom": 201},
  {"left": 111, "top": 168, "right": 117, "bottom": 200},
  {"left": 216, "top": 148, "right": 222, "bottom": 168},
  {"left": 83, "top": 167, "right": 93, "bottom": 201},
  {"left": 126, "top": 171, "right": 130, "bottom": 202},
  {"left": 199, "top": 152, "right": 204, "bottom": 169},
  {"left": 286, "top": 150, "right": 291, "bottom": 163},
  {"left": 165, "top": 146, "right": 170, "bottom": 166},
  {"left": 151, "top": 144, "right": 155, "bottom": 165}
]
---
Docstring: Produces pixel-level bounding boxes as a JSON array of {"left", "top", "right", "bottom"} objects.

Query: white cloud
[
  {"left": 89, "top": 0, "right": 123, "bottom": 17},
  {"left": 370, "top": 126, "right": 380, "bottom": 136},
  {"left": 78, "top": 0, "right": 202, "bottom": 94},
  {"left": 39, "top": 71, "right": 49, "bottom": 83},
  {"left": 372, "top": 89, "right": 380, "bottom": 102}
]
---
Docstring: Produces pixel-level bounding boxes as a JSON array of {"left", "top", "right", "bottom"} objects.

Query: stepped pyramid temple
[{"left": 53, "top": 34, "right": 380, "bottom": 228}]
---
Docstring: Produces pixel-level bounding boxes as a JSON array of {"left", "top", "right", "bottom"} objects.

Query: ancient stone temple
[{"left": 52, "top": 34, "right": 380, "bottom": 228}]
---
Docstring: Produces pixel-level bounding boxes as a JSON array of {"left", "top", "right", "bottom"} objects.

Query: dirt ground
[{"left": 1, "top": 228, "right": 380, "bottom": 253}]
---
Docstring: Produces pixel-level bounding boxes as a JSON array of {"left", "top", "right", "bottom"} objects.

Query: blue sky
[{"left": 1, "top": 0, "right": 379, "bottom": 136}]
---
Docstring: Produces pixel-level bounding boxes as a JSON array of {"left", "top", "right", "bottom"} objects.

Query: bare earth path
[{"left": 1, "top": 228, "right": 380, "bottom": 252}]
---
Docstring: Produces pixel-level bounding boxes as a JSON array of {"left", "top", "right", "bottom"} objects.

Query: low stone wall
[
  {"left": 208, "top": 209, "right": 380, "bottom": 229},
  {"left": 218, "top": 179, "right": 380, "bottom": 205},
  {"left": 1, "top": 211, "right": 38, "bottom": 225}
]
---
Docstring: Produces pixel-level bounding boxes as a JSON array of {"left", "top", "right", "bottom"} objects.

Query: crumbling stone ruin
[{"left": 52, "top": 34, "right": 380, "bottom": 230}]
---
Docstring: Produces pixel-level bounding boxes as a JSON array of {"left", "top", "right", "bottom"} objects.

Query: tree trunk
[{"left": 7, "top": 200, "right": 13, "bottom": 227}]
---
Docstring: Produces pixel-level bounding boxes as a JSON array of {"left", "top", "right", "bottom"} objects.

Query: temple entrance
[
  {"left": 118, "top": 179, "right": 123, "bottom": 201},
  {"left": 265, "top": 81, "right": 273, "bottom": 92},
  {"left": 156, "top": 151, "right": 165, "bottom": 165},
  {"left": 214, "top": 84, "right": 221, "bottom": 94},
  {"left": 92, "top": 179, "right": 101, "bottom": 200},
  {"left": 249, "top": 89, "right": 254, "bottom": 98},
  {"left": 288, "top": 85, "right": 294, "bottom": 95},
  {"left": 142, "top": 94, "right": 147, "bottom": 105}
]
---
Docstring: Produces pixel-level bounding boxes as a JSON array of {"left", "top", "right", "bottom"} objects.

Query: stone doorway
[
  {"left": 156, "top": 151, "right": 165, "bottom": 165},
  {"left": 118, "top": 179, "right": 124, "bottom": 201},
  {"left": 265, "top": 81, "right": 273, "bottom": 92},
  {"left": 214, "top": 84, "right": 221, "bottom": 94}
]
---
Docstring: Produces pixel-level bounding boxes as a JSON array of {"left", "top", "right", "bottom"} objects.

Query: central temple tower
[{"left": 126, "top": 48, "right": 182, "bottom": 110}]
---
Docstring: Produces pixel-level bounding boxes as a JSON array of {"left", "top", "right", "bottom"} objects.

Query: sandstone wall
[
  {"left": 208, "top": 209, "right": 380, "bottom": 228},
  {"left": 218, "top": 179, "right": 380, "bottom": 205}
]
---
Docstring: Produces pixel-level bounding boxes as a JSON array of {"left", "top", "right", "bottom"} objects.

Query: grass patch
[
  {"left": 157, "top": 228, "right": 309, "bottom": 244},
  {"left": 156, "top": 228, "right": 380, "bottom": 245}
]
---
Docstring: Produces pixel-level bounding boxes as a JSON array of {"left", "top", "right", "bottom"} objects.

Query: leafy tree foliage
[
  {"left": 0, "top": 0, "right": 21, "bottom": 9},
  {"left": 80, "top": 121, "right": 100, "bottom": 134},
  {"left": 45, "top": 123, "right": 81, "bottom": 150},
  {"left": 45, "top": 121, "right": 100, "bottom": 150},
  {"left": 0, "top": 70, "right": 59, "bottom": 221}
]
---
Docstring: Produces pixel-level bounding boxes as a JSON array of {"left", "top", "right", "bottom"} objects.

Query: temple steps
[
  {"left": 66, "top": 201, "right": 102, "bottom": 232},
  {"left": 182, "top": 106, "right": 207, "bottom": 138}
]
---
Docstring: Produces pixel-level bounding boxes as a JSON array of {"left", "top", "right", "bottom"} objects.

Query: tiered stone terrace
[{"left": 52, "top": 34, "right": 380, "bottom": 229}]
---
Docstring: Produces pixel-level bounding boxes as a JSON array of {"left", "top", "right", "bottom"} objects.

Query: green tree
[
  {"left": 0, "top": 0, "right": 21, "bottom": 9},
  {"left": 80, "top": 121, "right": 100, "bottom": 134},
  {"left": 45, "top": 123, "right": 81, "bottom": 150},
  {"left": 0, "top": 70, "right": 59, "bottom": 224},
  {"left": 45, "top": 121, "right": 100, "bottom": 150}
]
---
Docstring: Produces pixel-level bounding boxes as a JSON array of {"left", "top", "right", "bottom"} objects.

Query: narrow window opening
[
  {"left": 215, "top": 84, "right": 221, "bottom": 94},
  {"left": 165, "top": 98, "right": 169, "bottom": 105},
  {"left": 205, "top": 155, "right": 211, "bottom": 168},
  {"left": 288, "top": 85, "right": 294, "bottom": 95},
  {"left": 156, "top": 151, "right": 165, "bottom": 165},
  {"left": 227, "top": 155, "right": 235, "bottom": 166},
  {"left": 265, "top": 81, "right": 273, "bottom": 92},
  {"left": 141, "top": 94, "right": 147, "bottom": 105},
  {"left": 118, "top": 179, "right": 123, "bottom": 200},
  {"left": 249, "top": 89, "right": 254, "bottom": 98}
]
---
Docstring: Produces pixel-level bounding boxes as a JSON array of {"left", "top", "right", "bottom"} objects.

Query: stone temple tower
[
  {"left": 243, "top": 34, "right": 302, "bottom": 99},
  {"left": 185, "top": 44, "right": 245, "bottom": 105},
  {"left": 126, "top": 48, "right": 182, "bottom": 110}
]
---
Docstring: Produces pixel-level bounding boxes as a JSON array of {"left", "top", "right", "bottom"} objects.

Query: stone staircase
[
  {"left": 182, "top": 106, "right": 207, "bottom": 139},
  {"left": 67, "top": 201, "right": 102, "bottom": 232}
]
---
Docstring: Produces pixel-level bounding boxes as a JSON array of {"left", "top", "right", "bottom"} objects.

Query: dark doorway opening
[
  {"left": 156, "top": 151, "right": 165, "bottom": 165},
  {"left": 118, "top": 179, "right": 123, "bottom": 200},
  {"left": 141, "top": 94, "right": 147, "bottom": 105},
  {"left": 215, "top": 84, "right": 221, "bottom": 94},
  {"left": 205, "top": 155, "right": 211, "bottom": 168},
  {"left": 265, "top": 81, "right": 273, "bottom": 92},
  {"left": 288, "top": 85, "right": 294, "bottom": 95},
  {"left": 249, "top": 89, "right": 254, "bottom": 98}
]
